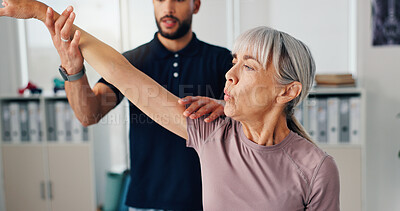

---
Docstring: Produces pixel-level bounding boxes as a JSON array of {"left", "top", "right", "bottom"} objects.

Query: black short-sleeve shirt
[{"left": 98, "top": 33, "right": 232, "bottom": 210}]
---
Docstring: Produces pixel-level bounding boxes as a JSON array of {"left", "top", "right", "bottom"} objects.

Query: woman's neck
[{"left": 240, "top": 112, "right": 290, "bottom": 146}]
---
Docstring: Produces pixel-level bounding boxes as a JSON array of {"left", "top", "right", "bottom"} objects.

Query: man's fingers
[
  {"left": 189, "top": 105, "right": 211, "bottom": 119},
  {"left": 204, "top": 108, "right": 224, "bottom": 123},
  {"left": 60, "top": 12, "right": 75, "bottom": 43},
  {"left": 70, "top": 30, "right": 80, "bottom": 50},
  {"left": 183, "top": 100, "right": 206, "bottom": 117},
  {"left": 178, "top": 96, "right": 198, "bottom": 105},
  {"left": 55, "top": 6, "right": 73, "bottom": 38},
  {"left": 45, "top": 7, "right": 55, "bottom": 37}
]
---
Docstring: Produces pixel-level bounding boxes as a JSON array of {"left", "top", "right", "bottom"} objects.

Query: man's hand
[
  {"left": 45, "top": 6, "right": 84, "bottom": 75},
  {"left": 0, "top": 0, "right": 43, "bottom": 20},
  {"left": 178, "top": 96, "right": 225, "bottom": 123}
]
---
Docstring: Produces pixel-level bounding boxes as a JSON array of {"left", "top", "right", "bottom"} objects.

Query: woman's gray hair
[{"left": 232, "top": 26, "right": 316, "bottom": 142}]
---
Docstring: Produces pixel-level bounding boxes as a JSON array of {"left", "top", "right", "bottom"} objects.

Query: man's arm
[
  {"left": 1, "top": 1, "right": 189, "bottom": 139},
  {"left": 65, "top": 76, "right": 117, "bottom": 127},
  {"left": 0, "top": 0, "right": 118, "bottom": 126}
]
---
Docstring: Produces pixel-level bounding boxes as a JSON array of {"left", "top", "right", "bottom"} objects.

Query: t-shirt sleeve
[
  {"left": 307, "top": 155, "right": 340, "bottom": 211},
  {"left": 186, "top": 116, "right": 227, "bottom": 152},
  {"left": 97, "top": 77, "right": 125, "bottom": 106}
]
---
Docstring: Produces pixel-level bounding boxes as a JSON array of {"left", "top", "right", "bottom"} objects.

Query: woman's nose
[{"left": 225, "top": 66, "right": 238, "bottom": 85}]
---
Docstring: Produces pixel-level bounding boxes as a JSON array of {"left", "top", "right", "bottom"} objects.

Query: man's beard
[{"left": 156, "top": 15, "right": 192, "bottom": 40}]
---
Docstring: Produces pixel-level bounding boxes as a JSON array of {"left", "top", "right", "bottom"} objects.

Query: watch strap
[{"left": 58, "top": 65, "right": 86, "bottom": 82}]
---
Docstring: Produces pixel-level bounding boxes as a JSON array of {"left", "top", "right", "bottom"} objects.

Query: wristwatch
[{"left": 58, "top": 65, "right": 86, "bottom": 82}]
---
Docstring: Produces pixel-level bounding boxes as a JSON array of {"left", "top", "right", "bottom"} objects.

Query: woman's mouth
[{"left": 224, "top": 90, "right": 231, "bottom": 101}]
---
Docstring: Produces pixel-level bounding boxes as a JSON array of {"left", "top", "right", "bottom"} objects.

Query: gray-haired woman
[{"left": 1, "top": 1, "right": 340, "bottom": 210}]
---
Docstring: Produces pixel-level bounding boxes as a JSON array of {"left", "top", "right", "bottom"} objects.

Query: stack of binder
[
  {"left": 46, "top": 100, "right": 88, "bottom": 142},
  {"left": 304, "top": 96, "right": 361, "bottom": 144},
  {"left": 1, "top": 101, "right": 42, "bottom": 143}
]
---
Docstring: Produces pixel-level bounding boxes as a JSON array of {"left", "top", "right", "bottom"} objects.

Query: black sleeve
[
  {"left": 96, "top": 50, "right": 135, "bottom": 106},
  {"left": 97, "top": 77, "right": 125, "bottom": 106}
]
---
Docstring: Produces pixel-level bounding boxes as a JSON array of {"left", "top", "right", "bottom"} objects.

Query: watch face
[{"left": 59, "top": 66, "right": 69, "bottom": 81}]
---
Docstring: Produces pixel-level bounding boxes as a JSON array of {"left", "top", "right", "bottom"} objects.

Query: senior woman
[{"left": 1, "top": 1, "right": 340, "bottom": 210}]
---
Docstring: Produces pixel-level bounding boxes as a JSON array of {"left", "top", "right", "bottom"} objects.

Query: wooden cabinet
[{"left": 0, "top": 96, "right": 96, "bottom": 211}]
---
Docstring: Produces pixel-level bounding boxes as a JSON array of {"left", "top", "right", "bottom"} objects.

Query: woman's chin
[{"left": 223, "top": 106, "right": 236, "bottom": 118}]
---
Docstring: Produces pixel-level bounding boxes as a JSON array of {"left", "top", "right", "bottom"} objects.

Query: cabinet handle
[
  {"left": 48, "top": 181, "right": 53, "bottom": 200},
  {"left": 40, "top": 181, "right": 45, "bottom": 200}
]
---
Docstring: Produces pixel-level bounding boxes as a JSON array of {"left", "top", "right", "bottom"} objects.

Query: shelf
[
  {"left": 0, "top": 96, "right": 41, "bottom": 101},
  {"left": 0, "top": 94, "right": 67, "bottom": 101},
  {"left": 309, "top": 86, "right": 363, "bottom": 95}
]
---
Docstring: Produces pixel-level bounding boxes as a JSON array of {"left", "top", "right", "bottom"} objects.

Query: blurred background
[{"left": 0, "top": 0, "right": 399, "bottom": 210}]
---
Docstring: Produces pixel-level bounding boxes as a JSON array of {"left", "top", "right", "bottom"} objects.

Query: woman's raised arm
[{"left": 0, "top": 1, "right": 189, "bottom": 139}]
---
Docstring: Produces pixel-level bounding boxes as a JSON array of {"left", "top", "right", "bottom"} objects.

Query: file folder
[
  {"left": 55, "top": 101, "right": 66, "bottom": 142},
  {"left": 349, "top": 97, "right": 361, "bottom": 144},
  {"left": 28, "top": 101, "right": 40, "bottom": 142},
  {"left": 307, "top": 98, "right": 318, "bottom": 141},
  {"left": 327, "top": 97, "right": 340, "bottom": 144},
  {"left": 64, "top": 103, "right": 73, "bottom": 142},
  {"left": 46, "top": 102, "right": 57, "bottom": 141},
  {"left": 317, "top": 98, "right": 328, "bottom": 143},
  {"left": 339, "top": 97, "right": 350, "bottom": 143},
  {"left": 19, "top": 102, "right": 30, "bottom": 142},
  {"left": 9, "top": 102, "right": 21, "bottom": 143},
  {"left": 1, "top": 102, "right": 12, "bottom": 142}
]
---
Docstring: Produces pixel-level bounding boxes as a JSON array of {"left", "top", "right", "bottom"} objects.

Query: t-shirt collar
[
  {"left": 151, "top": 32, "right": 200, "bottom": 59},
  {"left": 238, "top": 124, "right": 296, "bottom": 152}
]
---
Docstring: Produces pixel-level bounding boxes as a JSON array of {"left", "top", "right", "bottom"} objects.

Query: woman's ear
[{"left": 276, "top": 82, "right": 302, "bottom": 104}]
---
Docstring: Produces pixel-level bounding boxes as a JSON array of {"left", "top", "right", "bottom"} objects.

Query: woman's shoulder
[
  {"left": 283, "top": 132, "right": 338, "bottom": 184},
  {"left": 187, "top": 115, "right": 233, "bottom": 141},
  {"left": 285, "top": 132, "right": 328, "bottom": 159}
]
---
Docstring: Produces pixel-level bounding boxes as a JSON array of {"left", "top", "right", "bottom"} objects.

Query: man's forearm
[
  {"left": 28, "top": 3, "right": 103, "bottom": 126},
  {"left": 64, "top": 75, "right": 103, "bottom": 126}
]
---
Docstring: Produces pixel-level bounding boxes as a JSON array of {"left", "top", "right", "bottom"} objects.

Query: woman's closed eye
[{"left": 244, "top": 64, "right": 255, "bottom": 71}]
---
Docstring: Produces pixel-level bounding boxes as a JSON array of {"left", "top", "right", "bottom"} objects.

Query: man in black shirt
[{"left": 2, "top": 0, "right": 232, "bottom": 210}]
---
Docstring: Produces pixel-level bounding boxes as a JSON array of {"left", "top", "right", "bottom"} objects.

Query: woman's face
[{"left": 223, "top": 51, "right": 282, "bottom": 121}]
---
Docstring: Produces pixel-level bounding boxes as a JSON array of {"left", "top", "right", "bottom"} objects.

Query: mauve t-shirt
[{"left": 186, "top": 116, "right": 340, "bottom": 211}]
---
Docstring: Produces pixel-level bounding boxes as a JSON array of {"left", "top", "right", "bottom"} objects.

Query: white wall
[
  {"left": 240, "top": 0, "right": 354, "bottom": 74},
  {"left": 0, "top": 17, "right": 23, "bottom": 211},
  {"left": 0, "top": 18, "right": 22, "bottom": 95},
  {"left": 357, "top": 1, "right": 400, "bottom": 211}
]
